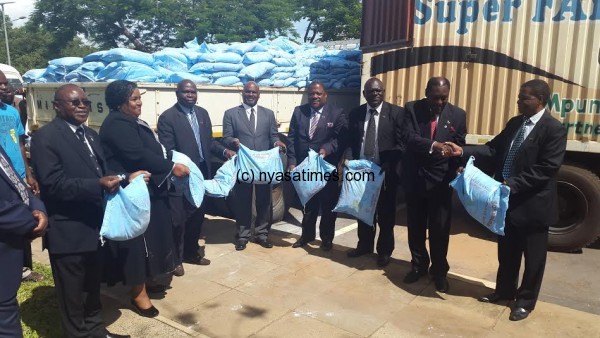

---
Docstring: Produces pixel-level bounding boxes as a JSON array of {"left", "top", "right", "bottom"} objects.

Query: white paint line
[
  {"left": 334, "top": 222, "right": 358, "bottom": 237},
  {"left": 448, "top": 272, "right": 496, "bottom": 289}
]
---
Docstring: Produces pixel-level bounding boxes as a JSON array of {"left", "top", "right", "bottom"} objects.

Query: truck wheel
[
  {"left": 550, "top": 165, "right": 600, "bottom": 251},
  {"left": 271, "top": 184, "right": 285, "bottom": 223}
]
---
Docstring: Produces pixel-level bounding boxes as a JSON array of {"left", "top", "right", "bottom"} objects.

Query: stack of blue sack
[
  {"left": 170, "top": 151, "right": 205, "bottom": 208},
  {"left": 333, "top": 160, "right": 385, "bottom": 226},
  {"left": 291, "top": 149, "right": 336, "bottom": 206},
  {"left": 100, "top": 175, "right": 151, "bottom": 243},
  {"left": 449, "top": 156, "right": 510, "bottom": 236},
  {"left": 24, "top": 37, "right": 361, "bottom": 89},
  {"left": 236, "top": 144, "right": 283, "bottom": 184}
]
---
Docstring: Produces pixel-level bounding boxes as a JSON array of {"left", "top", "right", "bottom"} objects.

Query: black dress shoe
[
  {"left": 235, "top": 241, "right": 247, "bottom": 251},
  {"left": 478, "top": 293, "right": 513, "bottom": 303},
  {"left": 509, "top": 307, "right": 530, "bottom": 321},
  {"left": 254, "top": 238, "right": 274, "bottom": 248},
  {"left": 403, "top": 269, "right": 428, "bottom": 284},
  {"left": 101, "top": 330, "right": 131, "bottom": 338},
  {"left": 434, "top": 276, "right": 449, "bottom": 293},
  {"left": 320, "top": 241, "right": 333, "bottom": 251},
  {"left": 292, "top": 237, "right": 313, "bottom": 248},
  {"left": 130, "top": 299, "right": 159, "bottom": 318},
  {"left": 346, "top": 248, "right": 373, "bottom": 258},
  {"left": 376, "top": 254, "right": 391, "bottom": 267},
  {"left": 184, "top": 255, "right": 211, "bottom": 265},
  {"left": 172, "top": 264, "right": 185, "bottom": 277}
]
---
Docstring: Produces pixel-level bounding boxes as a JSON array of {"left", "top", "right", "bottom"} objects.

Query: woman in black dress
[{"left": 100, "top": 80, "right": 189, "bottom": 317}]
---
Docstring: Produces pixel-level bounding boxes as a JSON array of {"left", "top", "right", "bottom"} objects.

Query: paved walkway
[{"left": 31, "top": 216, "right": 600, "bottom": 337}]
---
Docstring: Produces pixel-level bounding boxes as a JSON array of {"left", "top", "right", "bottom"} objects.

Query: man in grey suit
[{"left": 222, "top": 81, "right": 286, "bottom": 250}]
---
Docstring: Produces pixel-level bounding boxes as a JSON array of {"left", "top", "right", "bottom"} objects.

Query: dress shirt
[
  {"left": 243, "top": 103, "right": 258, "bottom": 131},
  {"left": 65, "top": 120, "right": 94, "bottom": 154}
]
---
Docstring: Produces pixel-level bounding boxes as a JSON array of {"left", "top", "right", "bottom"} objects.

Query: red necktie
[{"left": 430, "top": 116, "right": 437, "bottom": 140}]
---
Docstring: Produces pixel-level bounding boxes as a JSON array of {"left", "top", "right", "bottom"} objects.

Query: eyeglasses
[{"left": 55, "top": 99, "right": 92, "bottom": 107}]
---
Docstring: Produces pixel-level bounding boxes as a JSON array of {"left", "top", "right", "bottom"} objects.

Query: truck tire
[
  {"left": 550, "top": 165, "right": 600, "bottom": 251},
  {"left": 271, "top": 184, "right": 285, "bottom": 223}
]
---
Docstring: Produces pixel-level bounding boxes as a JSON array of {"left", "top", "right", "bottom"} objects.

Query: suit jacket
[
  {"left": 347, "top": 102, "right": 405, "bottom": 183},
  {"left": 464, "top": 111, "right": 567, "bottom": 227},
  {"left": 0, "top": 146, "right": 45, "bottom": 301},
  {"left": 31, "top": 117, "right": 106, "bottom": 254},
  {"left": 287, "top": 103, "right": 347, "bottom": 166},
  {"left": 401, "top": 100, "right": 467, "bottom": 192},
  {"left": 222, "top": 105, "right": 279, "bottom": 151},
  {"left": 100, "top": 110, "right": 173, "bottom": 196},
  {"left": 158, "top": 104, "right": 226, "bottom": 178}
]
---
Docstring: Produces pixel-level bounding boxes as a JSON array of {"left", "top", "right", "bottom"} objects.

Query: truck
[
  {"left": 25, "top": 82, "right": 360, "bottom": 222},
  {"left": 359, "top": 0, "right": 600, "bottom": 251}
]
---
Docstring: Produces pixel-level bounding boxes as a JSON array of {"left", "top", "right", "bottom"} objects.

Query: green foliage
[
  {"left": 294, "top": 0, "right": 362, "bottom": 42},
  {"left": 17, "top": 262, "right": 62, "bottom": 338}
]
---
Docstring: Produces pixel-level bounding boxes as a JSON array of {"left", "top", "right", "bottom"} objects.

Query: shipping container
[{"left": 361, "top": 0, "right": 600, "bottom": 250}]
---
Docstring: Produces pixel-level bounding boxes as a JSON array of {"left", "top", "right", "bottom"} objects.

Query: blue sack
[
  {"left": 96, "top": 61, "right": 161, "bottom": 82},
  {"left": 204, "top": 156, "right": 238, "bottom": 197},
  {"left": 333, "top": 160, "right": 385, "bottom": 226},
  {"left": 291, "top": 149, "right": 336, "bottom": 206},
  {"left": 236, "top": 144, "right": 283, "bottom": 184},
  {"left": 100, "top": 175, "right": 151, "bottom": 242},
  {"left": 449, "top": 156, "right": 509, "bottom": 236},
  {"left": 189, "top": 62, "right": 244, "bottom": 73},
  {"left": 171, "top": 151, "right": 205, "bottom": 208},
  {"left": 101, "top": 48, "right": 154, "bottom": 65},
  {"left": 213, "top": 76, "right": 241, "bottom": 86},
  {"left": 239, "top": 62, "right": 276, "bottom": 79}
]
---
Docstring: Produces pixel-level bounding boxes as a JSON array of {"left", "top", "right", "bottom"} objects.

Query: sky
[{"left": 1, "top": 0, "right": 35, "bottom": 27}]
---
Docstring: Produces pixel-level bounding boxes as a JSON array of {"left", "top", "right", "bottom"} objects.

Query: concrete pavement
[{"left": 30, "top": 211, "right": 600, "bottom": 337}]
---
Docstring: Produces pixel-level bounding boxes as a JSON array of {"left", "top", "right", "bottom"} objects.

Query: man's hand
[
  {"left": 432, "top": 141, "right": 447, "bottom": 154},
  {"left": 172, "top": 163, "right": 191, "bottom": 177},
  {"left": 224, "top": 149, "right": 236, "bottom": 159},
  {"left": 443, "top": 142, "right": 464, "bottom": 157},
  {"left": 287, "top": 164, "right": 296, "bottom": 172},
  {"left": 456, "top": 166, "right": 464, "bottom": 175},
  {"left": 31, "top": 210, "right": 48, "bottom": 238},
  {"left": 129, "top": 170, "right": 151, "bottom": 183},
  {"left": 319, "top": 148, "right": 327, "bottom": 157},
  {"left": 99, "top": 176, "right": 121, "bottom": 193},
  {"left": 27, "top": 176, "right": 40, "bottom": 196},
  {"left": 274, "top": 141, "right": 286, "bottom": 154},
  {"left": 230, "top": 138, "right": 241, "bottom": 149}
]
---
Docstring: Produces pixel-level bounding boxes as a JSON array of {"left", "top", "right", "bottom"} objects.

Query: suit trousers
[
  {"left": 496, "top": 223, "right": 549, "bottom": 311},
  {"left": 406, "top": 184, "right": 452, "bottom": 277},
  {"left": 356, "top": 180, "right": 397, "bottom": 256},
  {"left": 171, "top": 195, "right": 206, "bottom": 264},
  {"left": 233, "top": 182, "right": 272, "bottom": 242},
  {"left": 0, "top": 293, "right": 21, "bottom": 338},
  {"left": 301, "top": 179, "right": 339, "bottom": 243},
  {"left": 49, "top": 251, "right": 104, "bottom": 338}
]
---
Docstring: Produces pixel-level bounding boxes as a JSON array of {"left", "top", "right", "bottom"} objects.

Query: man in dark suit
[
  {"left": 287, "top": 80, "right": 347, "bottom": 251},
  {"left": 400, "top": 77, "right": 467, "bottom": 293},
  {"left": 158, "top": 80, "right": 235, "bottom": 275},
  {"left": 30, "top": 84, "right": 130, "bottom": 338},
  {"left": 0, "top": 146, "right": 47, "bottom": 338},
  {"left": 345, "top": 77, "right": 404, "bottom": 267},
  {"left": 222, "top": 81, "right": 285, "bottom": 251},
  {"left": 445, "top": 79, "right": 567, "bottom": 321}
]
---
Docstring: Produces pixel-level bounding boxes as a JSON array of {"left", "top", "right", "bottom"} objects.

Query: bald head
[
  {"left": 363, "top": 77, "right": 385, "bottom": 108},
  {"left": 242, "top": 81, "right": 260, "bottom": 107},
  {"left": 53, "top": 84, "right": 90, "bottom": 126}
]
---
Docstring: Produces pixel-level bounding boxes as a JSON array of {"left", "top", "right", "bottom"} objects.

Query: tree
[
  {"left": 30, "top": 0, "right": 298, "bottom": 52},
  {"left": 295, "top": 0, "right": 361, "bottom": 43}
]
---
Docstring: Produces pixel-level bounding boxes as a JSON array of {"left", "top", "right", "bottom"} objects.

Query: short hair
[
  {"left": 521, "top": 79, "right": 551, "bottom": 105},
  {"left": 308, "top": 80, "right": 327, "bottom": 92},
  {"left": 54, "top": 84, "right": 82, "bottom": 101},
  {"left": 105, "top": 80, "right": 137, "bottom": 111},
  {"left": 426, "top": 77, "right": 451, "bottom": 92}
]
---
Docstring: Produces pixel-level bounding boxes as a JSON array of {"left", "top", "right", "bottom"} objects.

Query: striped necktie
[
  {"left": 0, "top": 151, "right": 29, "bottom": 205},
  {"left": 502, "top": 118, "right": 531, "bottom": 180},
  {"left": 187, "top": 108, "right": 205, "bottom": 162},
  {"left": 309, "top": 110, "right": 320, "bottom": 139}
]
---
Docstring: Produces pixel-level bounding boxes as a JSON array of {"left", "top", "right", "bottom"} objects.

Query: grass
[{"left": 17, "top": 262, "right": 62, "bottom": 338}]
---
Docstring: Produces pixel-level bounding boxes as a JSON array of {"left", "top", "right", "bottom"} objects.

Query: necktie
[
  {"left": 75, "top": 126, "right": 102, "bottom": 174},
  {"left": 249, "top": 107, "right": 256, "bottom": 133},
  {"left": 363, "top": 109, "right": 377, "bottom": 160},
  {"left": 430, "top": 115, "right": 438, "bottom": 140},
  {"left": 0, "top": 151, "right": 29, "bottom": 205},
  {"left": 502, "top": 118, "right": 531, "bottom": 180},
  {"left": 308, "top": 110, "right": 320, "bottom": 140},
  {"left": 187, "top": 108, "right": 205, "bottom": 162}
]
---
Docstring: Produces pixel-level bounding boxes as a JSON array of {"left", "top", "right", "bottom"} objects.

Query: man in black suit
[
  {"left": 0, "top": 146, "right": 47, "bottom": 338},
  {"left": 287, "top": 80, "right": 347, "bottom": 251},
  {"left": 345, "top": 78, "right": 404, "bottom": 267},
  {"left": 400, "top": 77, "right": 467, "bottom": 293},
  {"left": 445, "top": 79, "right": 567, "bottom": 321},
  {"left": 222, "top": 81, "right": 286, "bottom": 251},
  {"left": 30, "top": 84, "right": 130, "bottom": 338},
  {"left": 158, "top": 80, "right": 235, "bottom": 275}
]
